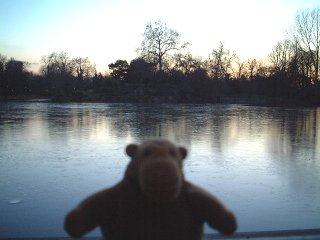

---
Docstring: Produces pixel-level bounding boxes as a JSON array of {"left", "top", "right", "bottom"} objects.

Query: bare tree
[
  {"left": 71, "top": 57, "right": 95, "bottom": 79},
  {"left": 57, "top": 51, "right": 72, "bottom": 76},
  {"left": 138, "top": 20, "right": 189, "bottom": 72},
  {"left": 41, "top": 51, "right": 73, "bottom": 76},
  {"left": 289, "top": 39, "right": 314, "bottom": 87},
  {"left": 0, "top": 54, "right": 8, "bottom": 95},
  {"left": 234, "top": 55, "right": 246, "bottom": 79},
  {"left": 40, "top": 51, "right": 74, "bottom": 96},
  {"left": 172, "top": 52, "right": 203, "bottom": 74},
  {"left": 0, "top": 54, "right": 7, "bottom": 73},
  {"left": 40, "top": 53, "right": 54, "bottom": 76},
  {"left": 291, "top": 7, "right": 320, "bottom": 82},
  {"left": 208, "top": 42, "right": 236, "bottom": 79},
  {"left": 246, "top": 58, "right": 259, "bottom": 79},
  {"left": 256, "top": 62, "right": 270, "bottom": 78},
  {"left": 269, "top": 39, "right": 292, "bottom": 73}
]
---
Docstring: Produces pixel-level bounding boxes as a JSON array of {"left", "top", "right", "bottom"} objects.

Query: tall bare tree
[
  {"left": 288, "top": 39, "right": 314, "bottom": 87},
  {"left": 269, "top": 39, "right": 292, "bottom": 73},
  {"left": 291, "top": 7, "right": 320, "bottom": 82},
  {"left": 246, "top": 58, "right": 259, "bottom": 79},
  {"left": 138, "top": 20, "right": 189, "bottom": 72}
]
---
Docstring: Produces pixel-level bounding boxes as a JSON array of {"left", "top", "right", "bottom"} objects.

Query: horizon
[{"left": 0, "top": 0, "right": 319, "bottom": 73}]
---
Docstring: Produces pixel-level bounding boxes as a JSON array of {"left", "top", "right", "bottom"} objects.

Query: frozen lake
[{"left": 0, "top": 102, "right": 319, "bottom": 238}]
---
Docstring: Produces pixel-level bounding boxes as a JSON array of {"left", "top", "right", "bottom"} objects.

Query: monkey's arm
[
  {"left": 186, "top": 183, "right": 237, "bottom": 235},
  {"left": 64, "top": 185, "right": 119, "bottom": 238}
]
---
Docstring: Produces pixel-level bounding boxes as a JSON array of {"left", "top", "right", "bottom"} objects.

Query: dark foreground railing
[
  {"left": 2, "top": 229, "right": 320, "bottom": 240},
  {"left": 205, "top": 228, "right": 320, "bottom": 240}
]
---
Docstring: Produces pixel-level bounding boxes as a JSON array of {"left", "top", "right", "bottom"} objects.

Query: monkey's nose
[{"left": 139, "top": 160, "right": 182, "bottom": 202}]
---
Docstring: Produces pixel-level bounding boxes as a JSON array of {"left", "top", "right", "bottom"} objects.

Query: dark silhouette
[
  {"left": 108, "top": 60, "right": 129, "bottom": 80},
  {"left": 0, "top": 58, "right": 30, "bottom": 97},
  {"left": 127, "top": 58, "right": 155, "bottom": 83},
  {"left": 64, "top": 140, "right": 237, "bottom": 240}
]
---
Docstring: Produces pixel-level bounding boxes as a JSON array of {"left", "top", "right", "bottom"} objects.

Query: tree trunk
[
  {"left": 315, "top": 48, "right": 319, "bottom": 82},
  {"left": 158, "top": 54, "right": 162, "bottom": 72}
]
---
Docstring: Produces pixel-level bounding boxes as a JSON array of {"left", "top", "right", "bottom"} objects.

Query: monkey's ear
[
  {"left": 126, "top": 144, "right": 138, "bottom": 157},
  {"left": 178, "top": 147, "right": 187, "bottom": 160}
]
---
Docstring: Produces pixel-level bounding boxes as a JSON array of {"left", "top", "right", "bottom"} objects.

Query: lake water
[{"left": 0, "top": 102, "right": 320, "bottom": 238}]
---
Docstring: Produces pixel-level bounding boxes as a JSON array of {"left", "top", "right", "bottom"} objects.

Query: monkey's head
[{"left": 125, "top": 140, "right": 187, "bottom": 203}]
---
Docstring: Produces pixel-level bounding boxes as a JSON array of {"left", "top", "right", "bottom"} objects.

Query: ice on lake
[{"left": 0, "top": 102, "right": 319, "bottom": 237}]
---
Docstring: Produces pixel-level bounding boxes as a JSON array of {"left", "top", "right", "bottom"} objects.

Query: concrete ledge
[
  {"left": 2, "top": 229, "right": 320, "bottom": 240},
  {"left": 205, "top": 228, "right": 320, "bottom": 240}
]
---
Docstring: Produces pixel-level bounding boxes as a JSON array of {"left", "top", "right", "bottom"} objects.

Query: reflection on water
[{"left": 0, "top": 102, "right": 319, "bottom": 237}]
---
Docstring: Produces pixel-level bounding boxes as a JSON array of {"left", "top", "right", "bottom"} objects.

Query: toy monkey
[{"left": 65, "top": 140, "right": 237, "bottom": 240}]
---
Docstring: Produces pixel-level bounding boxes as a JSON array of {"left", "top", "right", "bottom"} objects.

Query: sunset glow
[{"left": 0, "top": 0, "right": 319, "bottom": 73}]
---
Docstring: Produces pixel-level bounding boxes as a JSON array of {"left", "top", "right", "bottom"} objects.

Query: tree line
[{"left": 1, "top": 7, "right": 319, "bottom": 105}]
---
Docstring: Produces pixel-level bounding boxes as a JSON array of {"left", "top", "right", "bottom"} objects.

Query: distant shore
[{"left": 0, "top": 94, "right": 317, "bottom": 107}]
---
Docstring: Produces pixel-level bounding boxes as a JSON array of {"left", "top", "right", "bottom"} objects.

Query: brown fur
[{"left": 64, "top": 140, "right": 237, "bottom": 240}]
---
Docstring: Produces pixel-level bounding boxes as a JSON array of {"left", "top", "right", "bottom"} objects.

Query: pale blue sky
[{"left": 0, "top": 0, "right": 319, "bottom": 72}]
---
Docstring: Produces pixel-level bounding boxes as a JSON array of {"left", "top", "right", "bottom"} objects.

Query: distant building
[{"left": 6, "top": 60, "right": 23, "bottom": 73}]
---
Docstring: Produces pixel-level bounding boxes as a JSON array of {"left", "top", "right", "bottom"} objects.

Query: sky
[{"left": 0, "top": 0, "right": 319, "bottom": 73}]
